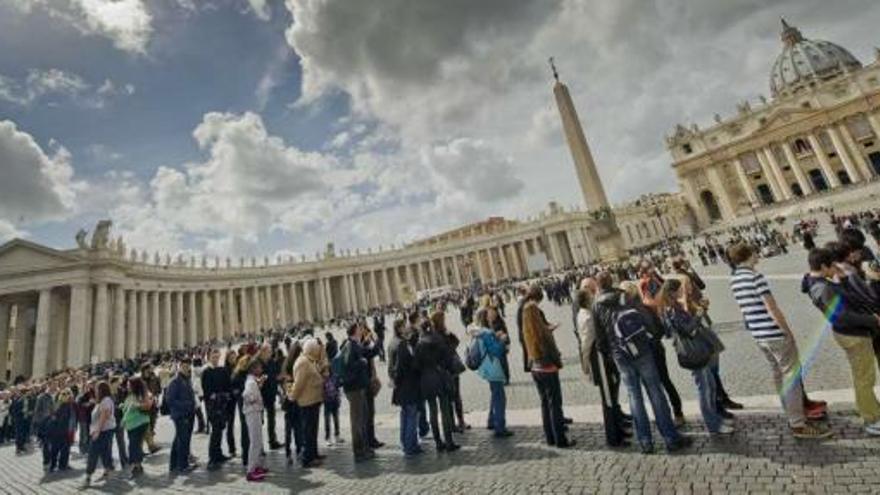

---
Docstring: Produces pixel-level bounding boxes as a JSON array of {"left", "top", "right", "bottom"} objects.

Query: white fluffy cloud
[
  {"left": 285, "top": 0, "right": 880, "bottom": 215},
  {"left": 0, "top": 120, "right": 80, "bottom": 223},
  {"left": 0, "top": 69, "right": 134, "bottom": 108},
  {"left": 10, "top": 0, "right": 153, "bottom": 54},
  {"left": 424, "top": 138, "right": 523, "bottom": 203}
]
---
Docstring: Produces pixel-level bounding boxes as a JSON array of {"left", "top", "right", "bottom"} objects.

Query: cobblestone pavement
[{"left": 4, "top": 224, "right": 880, "bottom": 494}]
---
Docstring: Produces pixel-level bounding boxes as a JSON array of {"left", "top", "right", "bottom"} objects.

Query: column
[
  {"left": 732, "top": 157, "right": 759, "bottom": 206},
  {"left": 91, "top": 283, "right": 109, "bottom": 362},
  {"left": 315, "top": 279, "right": 326, "bottom": 321},
  {"left": 426, "top": 260, "right": 437, "bottom": 289},
  {"left": 764, "top": 147, "right": 793, "bottom": 200},
  {"left": 369, "top": 271, "right": 379, "bottom": 307},
  {"left": 452, "top": 256, "right": 463, "bottom": 288},
  {"left": 68, "top": 284, "right": 90, "bottom": 367},
  {"left": 0, "top": 302, "right": 9, "bottom": 379},
  {"left": 290, "top": 283, "right": 301, "bottom": 324},
  {"left": 239, "top": 289, "right": 251, "bottom": 335},
  {"left": 226, "top": 288, "right": 238, "bottom": 337},
  {"left": 113, "top": 286, "right": 126, "bottom": 359},
  {"left": 324, "top": 278, "right": 334, "bottom": 318},
  {"left": 807, "top": 132, "right": 841, "bottom": 188},
  {"left": 394, "top": 267, "right": 405, "bottom": 302},
  {"left": 265, "top": 286, "right": 275, "bottom": 328},
  {"left": 781, "top": 141, "right": 813, "bottom": 195},
  {"left": 498, "top": 246, "right": 511, "bottom": 278},
  {"left": 187, "top": 291, "right": 198, "bottom": 344},
  {"left": 127, "top": 291, "right": 137, "bottom": 358},
  {"left": 303, "top": 281, "right": 313, "bottom": 322},
  {"left": 827, "top": 125, "right": 862, "bottom": 183},
  {"left": 252, "top": 287, "right": 263, "bottom": 331},
  {"left": 356, "top": 272, "right": 367, "bottom": 309},
  {"left": 159, "top": 292, "right": 171, "bottom": 350},
  {"left": 277, "top": 285, "right": 289, "bottom": 327},
  {"left": 867, "top": 112, "right": 880, "bottom": 139},
  {"left": 705, "top": 165, "right": 737, "bottom": 218},
  {"left": 212, "top": 289, "right": 224, "bottom": 341},
  {"left": 32, "top": 289, "right": 53, "bottom": 377},
  {"left": 176, "top": 291, "right": 186, "bottom": 349},
  {"left": 405, "top": 265, "right": 416, "bottom": 294},
  {"left": 754, "top": 149, "right": 784, "bottom": 201},
  {"left": 382, "top": 269, "right": 393, "bottom": 304},
  {"left": 839, "top": 122, "right": 874, "bottom": 179},
  {"left": 151, "top": 291, "right": 161, "bottom": 350},
  {"left": 680, "top": 176, "right": 710, "bottom": 227},
  {"left": 199, "top": 291, "right": 211, "bottom": 342},
  {"left": 138, "top": 291, "right": 149, "bottom": 353}
]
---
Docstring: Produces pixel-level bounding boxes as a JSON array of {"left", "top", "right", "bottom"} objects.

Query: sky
[{"left": 1, "top": 0, "right": 879, "bottom": 262}]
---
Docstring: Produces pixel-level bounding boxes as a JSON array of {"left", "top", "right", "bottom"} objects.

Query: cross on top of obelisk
[{"left": 549, "top": 57, "right": 559, "bottom": 82}]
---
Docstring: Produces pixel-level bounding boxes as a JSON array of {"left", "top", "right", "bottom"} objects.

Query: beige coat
[{"left": 288, "top": 344, "right": 325, "bottom": 407}]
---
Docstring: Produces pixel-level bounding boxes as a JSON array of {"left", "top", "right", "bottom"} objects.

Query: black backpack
[{"left": 612, "top": 298, "right": 653, "bottom": 361}]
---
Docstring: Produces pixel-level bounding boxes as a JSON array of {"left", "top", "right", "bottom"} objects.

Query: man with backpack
[
  {"left": 334, "top": 322, "right": 380, "bottom": 462},
  {"left": 591, "top": 272, "right": 690, "bottom": 454}
]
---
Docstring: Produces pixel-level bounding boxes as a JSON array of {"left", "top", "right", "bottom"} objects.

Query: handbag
[{"left": 671, "top": 320, "right": 715, "bottom": 370}]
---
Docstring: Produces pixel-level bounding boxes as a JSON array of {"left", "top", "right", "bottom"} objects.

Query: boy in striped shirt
[{"left": 728, "top": 243, "right": 831, "bottom": 439}]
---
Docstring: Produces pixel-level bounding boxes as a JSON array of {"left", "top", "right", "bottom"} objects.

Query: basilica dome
[{"left": 769, "top": 19, "right": 862, "bottom": 98}]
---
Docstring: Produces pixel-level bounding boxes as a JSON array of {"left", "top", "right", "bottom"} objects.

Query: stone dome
[{"left": 769, "top": 19, "right": 862, "bottom": 98}]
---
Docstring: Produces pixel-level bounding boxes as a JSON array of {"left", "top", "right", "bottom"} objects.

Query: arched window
[
  {"left": 625, "top": 225, "right": 634, "bottom": 243},
  {"left": 641, "top": 221, "right": 651, "bottom": 239}
]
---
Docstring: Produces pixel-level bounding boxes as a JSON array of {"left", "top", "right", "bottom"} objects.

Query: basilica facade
[{"left": 669, "top": 20, "right": 880, "bottom": 228}]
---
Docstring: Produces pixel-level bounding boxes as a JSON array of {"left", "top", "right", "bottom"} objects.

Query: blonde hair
[{"left": 619, "top": 281, "right": 640, "bottom": 300}]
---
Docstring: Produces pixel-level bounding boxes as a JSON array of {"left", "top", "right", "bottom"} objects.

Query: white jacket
[{"left": 242, "top": 375, "right": 264, "bottom": 416}]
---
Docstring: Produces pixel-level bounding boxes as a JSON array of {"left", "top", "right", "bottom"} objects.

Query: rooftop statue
[
  {"left": 91, "top": 220, "right": 112, "bottom": 250},
  {"left": 75, "top": 229, "right": 89, "bottom": 249}
]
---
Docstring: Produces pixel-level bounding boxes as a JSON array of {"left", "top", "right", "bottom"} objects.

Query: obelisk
[{"left": 551, "top": 58, "right": 610, "bottom": 211}]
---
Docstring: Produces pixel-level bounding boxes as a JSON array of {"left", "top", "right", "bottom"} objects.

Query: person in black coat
[
  {"left": 387, "top": 319, "right": 422, "bottom": 457},
  {"left": 165, "top": 359, "right": 196, "bottom": 473},
  {"left": 414, "top": 318, "right": 459, "bottom": 452},
  {"left": 259, "top": 344, "right": 283, "bottom": 450},
  {"left": 202, "top": 348, "right": 232, "bottom": 470}
]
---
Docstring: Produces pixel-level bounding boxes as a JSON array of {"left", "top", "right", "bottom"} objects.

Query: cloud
[
  {"left": 0, "top": 219, "right": 27, "bottom": 243},
  {"left": 0, "top": 120, "right": 80, "bottom": 223},
  {"left": 246, "top": 0, "right": 270, "bottom": 21},
  {"left": 424, "top": 138, "right": 523, "bottom": 203},
  {"left": 0, "top": 69, "right": 134, "bottom": 108},
  {"left": 10, "top": 0, "right": 153, "bottom": 54}
]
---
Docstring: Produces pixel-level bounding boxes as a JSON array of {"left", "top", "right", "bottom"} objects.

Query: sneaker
[
  {"left": 722, "top": 399, "right": 744, "bottom": 410},
  {"left": 712, "top": 424, "right": 735, "bottom": 435},
  {"left": 493, "top": 430, "right": 514, "bottom": 438},
  {"left": 791, "top": 424, "right": 833, "bottom": 439},
  {"left": 806, "top": 402, "right": 828, "bottom": 420},
  {"left": 246, "top": 471, "right": 265, "bottom": 482},
  {"left": 255, "top": 466, "right": 269, "bottom": 475},
  {"left": 640, "top": 443, "right": 655, "bottom": 455},
  {"left": 325, "top": 440, "right": 334, "bottom": 448},
  {"left": 865, "top": 420, "right": 880, "bottom": 436}
]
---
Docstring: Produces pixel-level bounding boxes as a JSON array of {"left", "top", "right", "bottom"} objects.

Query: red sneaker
[
  {"left": 246, "top": 471, "right": 265, "bottom": 482},
  {"left": 255, "top": 467, "right": 269, "bottom": 475}
]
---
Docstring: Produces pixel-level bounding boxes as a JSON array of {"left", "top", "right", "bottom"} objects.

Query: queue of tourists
[{"left": 1, "top": 209, "right": 879, "bottom": 487}]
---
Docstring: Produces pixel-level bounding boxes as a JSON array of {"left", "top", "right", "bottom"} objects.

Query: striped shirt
[{"left": 730, "top": 267, "right": 785, "bottom": 341}]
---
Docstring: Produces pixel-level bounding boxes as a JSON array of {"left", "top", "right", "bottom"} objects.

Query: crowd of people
[{"left": 1, "top": 207, "right": 879, "bottom": 486}]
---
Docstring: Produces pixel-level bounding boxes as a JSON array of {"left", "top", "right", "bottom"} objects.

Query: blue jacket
[
  {"left": 475, "top": 329, "right": 506, "bottom": 383},
  {"left": 166, "top": 373, "right": 196, "bottom": 421}
]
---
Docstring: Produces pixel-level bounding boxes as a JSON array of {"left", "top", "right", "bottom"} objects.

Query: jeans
[
  {"left": 399, "top": 403, "right": 419, "bottom": 455},
  {"left": 114, "top": 423, "right": 128, "bottom": 467},
  {"left": 48, "top": 433, "right": 70, "bottom": 470},
  {"left": 693, "top": 365, "right": 723, "bottom": 433},
  {"left": 651, "top": 340, "right": 683, "bottom": 416},
  {"left": 452, "top": 376, "right": 466, "bottom": 427},
  {"left": 284, "top": 401, "right": 302, "bottom": 460},
  {"left": 265, "top": 397, "right": 278, "bottom": 445},
  {"left": 127, "top": 424, "right": 147, "bottom": 466},
  {"left": 86, "top": 430, "right": 114, "bottom": 476},
  {"left": 300, "top": 404, "right": 321, "bottom": 464},
  {"left": 488, "top": 381, "right": 507, "bottom": 434},
  {"left": 590, "top": 347, "right": 627, "bottom": 446},
  {"left": 225, "top": 405, "right": 237, "bottom": 454},
  {"left": 208, "top": 414, "right": 226, "bottom": 464},
  {"left": 426, "top": 393, "right": 455, "bottom": 447},
  {"left": 345, "top": 389, "right": 370, "bottom": 457},
  {"left": 169, "top": 416, "right": 193, "bottom": 472},
  {"left": 366, "top": 392, "right": 377, "bottom": 444},
  {"left": 532, "top": 371, "right": 567, "bottom": 446},
  {"left": 37, "top": 421, "right": 50, "bottom": 466},
  {"left": 615, "top": 353, "right": 680, "bottom": 448},
  {"left": 417, "top": 401, "right": 430, "bottom": 436},
  {"left": 323, "top": 402, "right": 340, "bottom": 440},
  {"left": 78, "top": 420, "right": 90, "bottom": 454},
  {"left": 756, "top": 337, "right": 807, "bottom": 428},
  {"left": 834, "top": 333, "right": 880, "bottom": 424}
]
